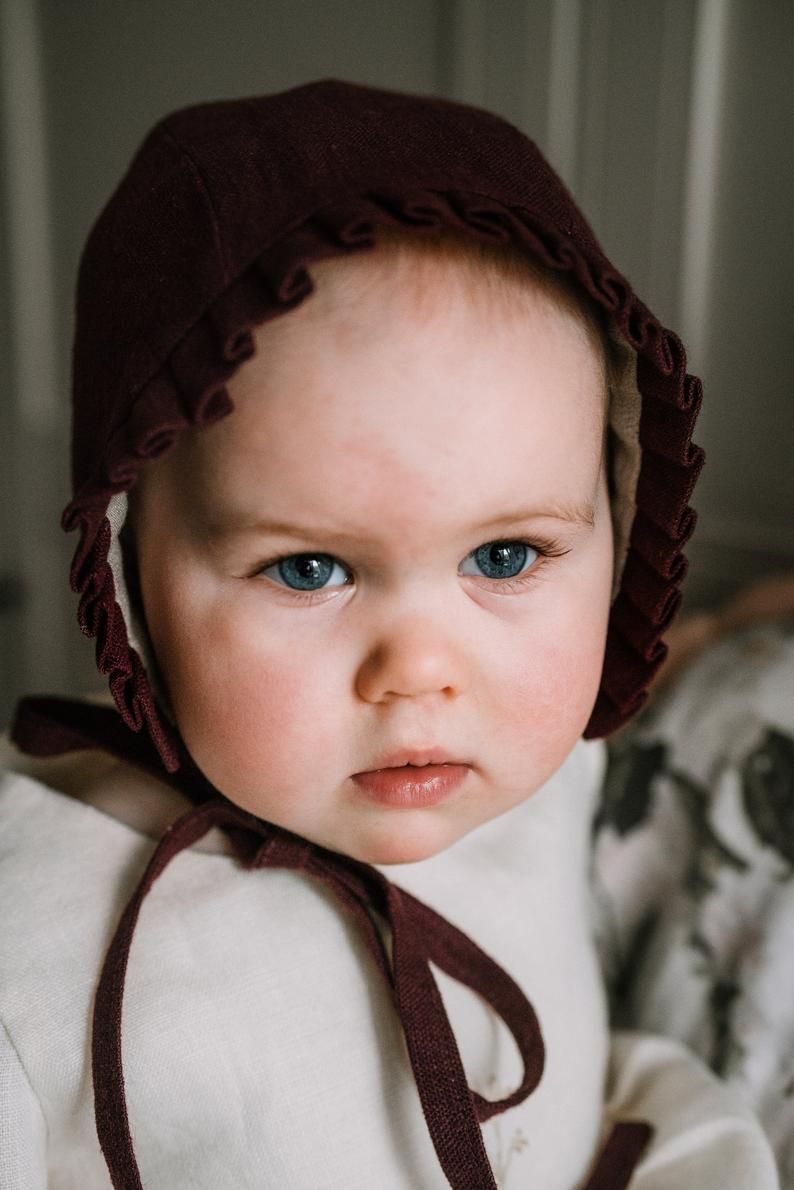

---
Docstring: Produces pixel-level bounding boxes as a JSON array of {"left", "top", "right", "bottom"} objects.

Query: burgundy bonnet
[{"left": 60, "top": 77, "right": 703, "bottom": 771}]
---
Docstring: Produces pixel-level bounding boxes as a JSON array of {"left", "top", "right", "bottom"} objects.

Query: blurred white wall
[{"left": 1, "top": 0, "right": 792, "bottom": 726}]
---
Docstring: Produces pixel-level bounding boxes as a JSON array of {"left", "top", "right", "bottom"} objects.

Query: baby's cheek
[
  {"left": 496, "top": 630, "right": 606, "bottom": 762},
  {"left": 227, "top": 671, "right": 315, "bottom": 761},
  {"left": 176, "top": 621, "right": 340, "bottom": 801}
]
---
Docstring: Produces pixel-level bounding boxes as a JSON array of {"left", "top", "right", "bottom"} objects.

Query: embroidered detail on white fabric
[{"left": 481, "top": 1073, "right": 529, "bottom": 1185}]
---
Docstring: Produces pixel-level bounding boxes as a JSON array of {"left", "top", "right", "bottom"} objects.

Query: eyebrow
[
  {"left": 475, "top": 502, "right": 595, "bottom": 532},
  {"left": 210, "top": 501, "right": 595, "bottom": 541}
]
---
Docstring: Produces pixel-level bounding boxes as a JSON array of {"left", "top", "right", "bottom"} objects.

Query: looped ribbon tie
[{"left": 12, "top": 696, "right": 653, "bottom": 1189}]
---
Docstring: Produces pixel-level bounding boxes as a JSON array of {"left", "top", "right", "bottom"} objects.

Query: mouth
[
  {"left": 351, "top": 750, "right": 471, "bottom": 809},
  {"left": 362, "top": 748, "right": 463, "bottom": 771}
]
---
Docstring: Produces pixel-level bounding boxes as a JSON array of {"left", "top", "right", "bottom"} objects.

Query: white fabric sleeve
[
  {"left": 0, "top": 1018, "right": 48, "bottom": 1189},
  {"left": 605, "top": 1031, "right": 780, "bottom": 1189}
]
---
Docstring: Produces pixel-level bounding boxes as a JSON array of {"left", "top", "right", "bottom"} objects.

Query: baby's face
[{"left": 134, "top": 249, "right": 613, "bottom": 864}]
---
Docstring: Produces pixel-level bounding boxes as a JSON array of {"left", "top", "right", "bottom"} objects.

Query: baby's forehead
[
  {"left": 134, "top": 236, "right": 609, "bottom": 522},
  {"left": 230, "top": 241, "right": 609, "bottom": 407},
  {"left": 295, "top": 235, "right": 605, "bottom": 335},
  {"left": 175, "top": 268, "right": 594, "bottom": 463},
  {"left": 138, "top": 254, "right": 607, "bottom": 536}
]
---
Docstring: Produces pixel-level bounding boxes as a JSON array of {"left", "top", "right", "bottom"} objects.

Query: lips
[{"left": 351, "top": 749, "right": 470, "bottom": 808}]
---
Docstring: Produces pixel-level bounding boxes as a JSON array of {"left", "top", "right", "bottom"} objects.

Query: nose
[{"left": 355, "top": 616, "right": 467, "bottom": 704}]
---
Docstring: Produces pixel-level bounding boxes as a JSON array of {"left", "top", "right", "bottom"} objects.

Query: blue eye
[
  {"left": 460, "top": 540, "right": 538, "bottom": 580},
  {"left": 262, "top": 553, "right": 350, "bottom": 591}
]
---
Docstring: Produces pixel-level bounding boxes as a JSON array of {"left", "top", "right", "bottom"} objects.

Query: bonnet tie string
[
  {"left": 12, "top": 695, "right": 654, "bottom": 1189},
  {"left": 93, "top": 796, "right": 541, "bottom": 1190}
]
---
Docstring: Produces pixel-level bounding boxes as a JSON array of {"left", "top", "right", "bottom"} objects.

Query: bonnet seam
[{"left": 159, "top": 124, "right": 231, "bottom": 286}]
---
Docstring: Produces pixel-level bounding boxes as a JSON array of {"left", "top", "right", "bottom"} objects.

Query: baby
[{"left": 0, "top": 80, "right": 780, "bottom": 1189}]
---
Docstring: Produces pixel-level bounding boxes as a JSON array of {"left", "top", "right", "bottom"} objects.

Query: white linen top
[{"left": 0, "top": 736, "right": 779, "bottom": 1188}]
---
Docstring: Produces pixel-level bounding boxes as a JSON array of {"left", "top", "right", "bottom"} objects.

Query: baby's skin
[{"left": 126, "top": 239, "right": 615, "bottom": 865}]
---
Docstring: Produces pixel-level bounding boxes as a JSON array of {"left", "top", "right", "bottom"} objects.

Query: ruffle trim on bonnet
[{"left": 61, "top": 188, "right": 703, "bottom": 771}]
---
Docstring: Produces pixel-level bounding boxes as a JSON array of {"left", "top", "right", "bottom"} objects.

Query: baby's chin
[
  {"left": 327, "top": 814, "right": 478, "bottom": 868},
  {"left": 215, "top": 789, "right": 482, "bottom": 866}
]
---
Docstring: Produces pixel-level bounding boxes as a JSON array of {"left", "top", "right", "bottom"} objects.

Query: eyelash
[{"left": 250, "top": 538, "right": 570, "bottom": 604}]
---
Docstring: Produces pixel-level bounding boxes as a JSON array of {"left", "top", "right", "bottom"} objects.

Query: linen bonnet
[{"left": 54, "top": 78, "right": 702, "bottom": 773}]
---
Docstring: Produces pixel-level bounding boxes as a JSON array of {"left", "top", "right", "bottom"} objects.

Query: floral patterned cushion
[{"left": 592, "top": 620, "right": 794, "bottom": 1184}]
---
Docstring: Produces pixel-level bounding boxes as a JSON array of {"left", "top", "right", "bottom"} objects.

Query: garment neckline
[{"left": 1, "top": 757, "right": 236, "bottom": 857}]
